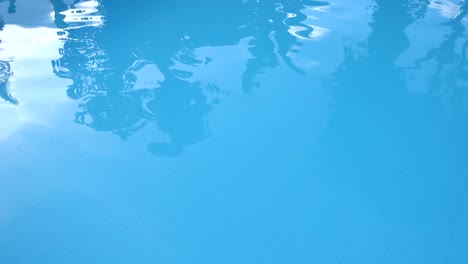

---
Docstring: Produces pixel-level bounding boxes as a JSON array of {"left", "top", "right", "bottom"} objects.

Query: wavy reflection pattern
[
  {"left": 51, "top": 0, "right": 329, "bottom": 156},
  {"left": 0, "top": 0, "right": 16, "bottom": 105},
  {"left": 409, "top": 1, "right": 468, "bottom": 101}
]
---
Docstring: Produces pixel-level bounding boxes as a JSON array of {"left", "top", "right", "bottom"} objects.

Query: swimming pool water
[{"left": 0, "top": 0, "right": 467, "bottom": 263}]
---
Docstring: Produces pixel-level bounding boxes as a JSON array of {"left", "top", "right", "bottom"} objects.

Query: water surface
[{"left": 0, "top": 0, "right": 467, "bottom": 263}]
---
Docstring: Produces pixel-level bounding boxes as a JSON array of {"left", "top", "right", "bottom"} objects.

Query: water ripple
[
  {"left": 49, "top": 0, "right": 332, "bottom": 155},
  {"left": 53, "top": 0, "right": 104, "bottom": 29},
  {"left": 0, "top": 59, "right": 17, "bottom": 105}
]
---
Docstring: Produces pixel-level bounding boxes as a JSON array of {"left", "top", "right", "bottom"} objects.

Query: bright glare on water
[{"left": 0, "top": 0, "right": 468, "bottom": 263}]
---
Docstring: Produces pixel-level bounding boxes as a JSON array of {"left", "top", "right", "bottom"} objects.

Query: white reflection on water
[
  {"left": 0, "top": 25, "right": 71, "bottom": 140},
  {"left": 0, "top": 0, "right": 105, "bottom": 141},
  {"left": 429, "top": 0, "right": 465, "bottom": 19},
  {"left": 57, "top": 0, "right": 104, "bottom": 29}
]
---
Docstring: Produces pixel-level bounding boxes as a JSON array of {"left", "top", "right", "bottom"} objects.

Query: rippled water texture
[{"left": 0, "top": 0, "right": 468, "bottom": 263}]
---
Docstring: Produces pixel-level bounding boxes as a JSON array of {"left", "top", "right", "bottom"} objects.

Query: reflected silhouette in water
[
  {"left": 0, "top": 60, "right": 16, "bottom": 105},
  {"left": 321, "top": 0, "right": 468, "bottom": 212},
  {"left": 51, "top": 0, "right": 327, "bottom": 156},
  {"left": 321, "top": 0, "right": 430, "bottom": 185},
  {"left": 50, "top": 0, "right": 72, "bottom": 29},
  {"left": 0, "top": 0, "right": 16, "bottom": 14},
  {"left": 241, "top": 0, "right": 315, "bottom": 92},
  {"left": 0, "top": 0, "right": 17, "bottom": 105},
  {"left": 407, "top": 2, "right": 468, "bottom": 108}
]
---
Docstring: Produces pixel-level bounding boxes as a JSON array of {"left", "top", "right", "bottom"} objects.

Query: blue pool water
[{"left": 0, "top": 0, "right": 467, "bottom": 263}]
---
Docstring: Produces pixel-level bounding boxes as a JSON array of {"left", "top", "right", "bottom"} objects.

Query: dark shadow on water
[{"left": 50, "top": 0, "right": 328, "bottom": 156}]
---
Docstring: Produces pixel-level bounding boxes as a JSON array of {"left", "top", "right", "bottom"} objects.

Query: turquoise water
[{"left": 0, "top": 0, "right": 467, "bottom": 263}]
